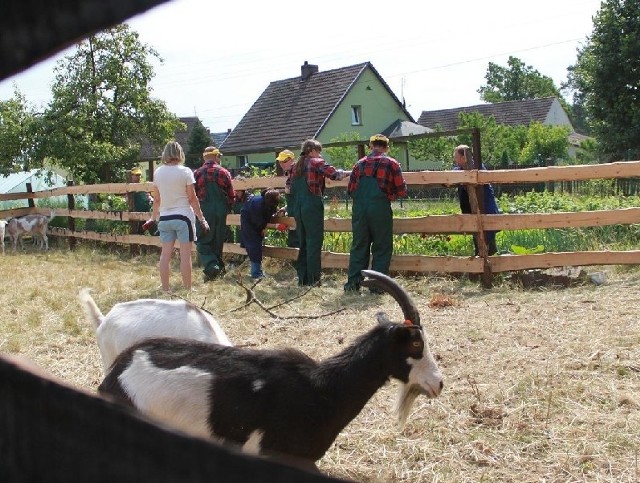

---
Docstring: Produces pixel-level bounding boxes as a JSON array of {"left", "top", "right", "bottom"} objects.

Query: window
[
  {"left": 236, "top": 155, "right": 248, "bottom": 167},
  {"left": 351, "top": 106, "right": 362, "bottom": 125}
]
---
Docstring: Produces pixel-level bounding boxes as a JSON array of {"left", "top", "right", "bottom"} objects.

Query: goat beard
[{"left": 394, "top": 383, "right": 424, "bottom": 428}]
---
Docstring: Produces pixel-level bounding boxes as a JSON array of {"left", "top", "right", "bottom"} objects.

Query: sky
[{"left": 0, "top": 0, "right": 602, "bottom": 134}]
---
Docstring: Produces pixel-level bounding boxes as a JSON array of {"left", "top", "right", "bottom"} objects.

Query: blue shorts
[{"left": 158, "top": 215, "right": 194, "bottom": 243}]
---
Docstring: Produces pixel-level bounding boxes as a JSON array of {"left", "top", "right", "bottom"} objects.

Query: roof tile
[
  {"left": 417, "top": 97, "right": 557, "bottom": 130},
  {"left": 221, "top": 62, "right": 391, "bottom": 153}
]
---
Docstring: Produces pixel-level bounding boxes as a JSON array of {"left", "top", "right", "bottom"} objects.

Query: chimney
[{"left": 301, "top": 61, "right": 318, "bottom": 81}]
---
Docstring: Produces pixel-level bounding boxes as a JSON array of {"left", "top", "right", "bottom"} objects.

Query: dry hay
[{"left": 1, "top": 247, "right": 639, "bottom": 482}]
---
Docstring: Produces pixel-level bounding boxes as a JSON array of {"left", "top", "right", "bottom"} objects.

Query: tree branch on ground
[{"left": 228, "top": 277, "right": 347, "bottom": 319}]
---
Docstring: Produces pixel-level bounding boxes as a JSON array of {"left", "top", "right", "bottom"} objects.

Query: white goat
[
  {"left": 98, "top": 270, "right": 444, "bottom": 469},
  {"left": 7, "top": 210, "right": 55, "bottom": 251},
  {"left": 0, "top": 220, "right": 7, "bottom": 255},
  {"left": 79, "top": 289, "right": 233, "bottom": 372}
]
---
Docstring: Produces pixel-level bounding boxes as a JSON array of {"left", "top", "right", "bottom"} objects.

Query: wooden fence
[{"left": 2, "top": 161, "right": 640, "bottom": 285}]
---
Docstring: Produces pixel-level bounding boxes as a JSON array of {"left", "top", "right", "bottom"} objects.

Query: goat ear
[{"left": 376, "top": 312, "right": 392, "bottom": 325}]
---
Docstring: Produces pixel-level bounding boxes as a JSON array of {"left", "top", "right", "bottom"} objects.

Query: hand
[
  {"left": 334, "top": 169, "right": 347, "bottom": 181},
  {"left": 142, "top": 219, "right": 156, "bottom": 231},
  {"left": 276, "top": 223, "right": 288, "bottom": 232},
  {"left": 200, "top": 219, "right": 210, "bottom": 233}
]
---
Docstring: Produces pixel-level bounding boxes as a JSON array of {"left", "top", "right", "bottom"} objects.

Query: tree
[
  {"left": 407, "top": 126, "right": 457, "bottom": 167},
  {"left": 519, "top": 123, "right": 570, "bottom": 165},
  {"left": 566, "top": 0, "right": 640, "bottom": 161},
  {"left": 37, "top": 24, "right": 183, "bottom": 183},
  {"left": 324, "top": 132, "right": 361, "bottom": 169},
  {"left": 185, "top": 120, "right": 212, "bottom": 170},
  {"left": 456, "top": 112, "right": 528, "bottom": 167},
  {"left": 0, "top": 88, "right": 37, "bottom": 175},
  {"left": 478, "top": 56, "right": 564, "bottom": 103}
]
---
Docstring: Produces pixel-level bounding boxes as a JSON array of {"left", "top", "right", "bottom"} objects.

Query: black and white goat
[
  {"left": 99, "top": 270, "right": 443, "bottom": 466},
  {"left": 79, "top": 289, "right": 233, "bottom": 372}
]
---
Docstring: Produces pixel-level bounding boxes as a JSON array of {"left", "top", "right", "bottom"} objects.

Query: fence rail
[{"left": 2, "top": 160, "right": 640, "bottom": 285}]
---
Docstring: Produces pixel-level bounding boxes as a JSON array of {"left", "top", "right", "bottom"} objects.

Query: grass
[{"left": 1, "top": 243, "right": 639, "bottom": 481}]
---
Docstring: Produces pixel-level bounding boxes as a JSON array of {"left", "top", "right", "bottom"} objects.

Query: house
[
  {"left": 417, "top": 97, "right": 573, "bottom": 131},
  {"left": 220, "top": 61, "right": 415, "bottom": 169},
  {"left": 137, "top": 116, "right": 219, "bottom": 178},
  {"left": 211, "top": 129, "right": 231, "bottom": 148},
  {"left": 417, "top": 97, "right": 588, "bottom": 158},
  {"left": 138, "top": 116, "right": 202, "bottom": 161},
  {"left": 379, "top": 119, "right": 435, "bottom": 170}
]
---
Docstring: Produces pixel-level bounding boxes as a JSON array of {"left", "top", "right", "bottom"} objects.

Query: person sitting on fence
[
  {"left": 240, "top": 189, "right": 286, "bottom": 279},
  {"left": 194, "top": 147, "right": 235, "bottom": 281},
  {"left": 453, "top": 144, "right": 500, "bottom": 256},
  {"left": 343, "top": 134, "right": 407, "bottom": 293}
]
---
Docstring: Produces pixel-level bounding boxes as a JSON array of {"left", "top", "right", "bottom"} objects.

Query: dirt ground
[{"left": 1, "top": 248, "right": 638, "bottom": 482}]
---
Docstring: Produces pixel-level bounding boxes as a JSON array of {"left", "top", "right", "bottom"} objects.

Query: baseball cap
[
  {"left": 369, "top": 134, "right": 389, "bottom": 144},
  {"left": 203, "top": 147, "right": 222, "bottom": 158},
  {"left": 131, "top": 168, "right": 142, "bottom": 175},
  {"left": 276, "top": 150, "right": 295, "bottom": 162}
]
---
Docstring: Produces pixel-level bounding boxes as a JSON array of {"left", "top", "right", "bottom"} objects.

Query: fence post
[
  {"left": 66, "top": 181, "right": 76, "bottom": 250},
  {"left": 125, "top": 170, "right": 138, "bottom": 237},
  {"left": 26, "top": 183, "right": 35, "bottom": 208},
  {"left": 471, "top": 128, "right": 493, "bottom": 288}
]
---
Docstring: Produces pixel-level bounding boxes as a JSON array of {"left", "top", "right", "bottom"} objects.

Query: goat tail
[{"left": 78, "top": 288, "right": 105, "bottom": 330}]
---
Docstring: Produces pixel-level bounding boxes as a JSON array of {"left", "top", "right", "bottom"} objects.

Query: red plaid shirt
[
  {"left": 291, "top": 156, "right": 342, "bottom": 196},
  {"left": 194, "top": 161, "right": 235, "bottom": 207},
  {"left": 347, "top": 153, "right": 407, "bottom": 201}
]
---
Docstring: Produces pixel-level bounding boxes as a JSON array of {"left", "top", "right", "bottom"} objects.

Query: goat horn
[{"left": 360, "top": 270, "right": 421, "bottom": 326}]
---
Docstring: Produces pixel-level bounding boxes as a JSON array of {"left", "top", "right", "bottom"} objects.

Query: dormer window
[{"left": 351, "top": 106, "right": 362, "bottom": 126}]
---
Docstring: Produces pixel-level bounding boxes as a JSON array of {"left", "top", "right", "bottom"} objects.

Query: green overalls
[
  {"left": 133, "top": 191, "right": 151, "bottom": 212},
  {"left": 291, "top": 172, "right": 324, "bottom": 286},
  {"left": 196, "top": 180, "right": 228, "bottom": 278},
  {"left": 345, "top": 162, "right": 393, "bottom": 290},
  {"left": 285, "top": 192, "right": 299, "bottom": 249}
]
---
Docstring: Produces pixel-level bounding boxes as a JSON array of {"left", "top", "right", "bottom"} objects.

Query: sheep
[
  {"left": 7, "top": 210, "right": 55, "bottom": 251},
  {"left": 78, "top": 289, "right": 233, "bottom": 372},
  {"left": 98, "top": 270, "right": 444, "bottom": 468},
  {"left": 0, "top": 219, "right": 7, "bottom": 255}
]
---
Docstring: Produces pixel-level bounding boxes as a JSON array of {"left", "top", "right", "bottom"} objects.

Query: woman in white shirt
[{"left": 149, "top": 141, "right": 209, "bottom": 291}]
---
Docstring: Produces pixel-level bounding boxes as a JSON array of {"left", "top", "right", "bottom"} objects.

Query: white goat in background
[
  {"left": 78, "top": 289, "right": 233, "bottom": 371},
  {"left": 7, "top": 210, "right": 55, "bottom": 251},
  {"left": 0, "top": 220, "right": 7, "bottom": 255}
]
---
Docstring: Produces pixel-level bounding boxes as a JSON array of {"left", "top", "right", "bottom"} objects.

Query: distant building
[
  {"left": 0, "top": 169, "right": 76, "bottom": 209},
  {"left": 417, "top": 97, "right": 589, "bottom": 159},
  {"left": 417, "top": 97, "right": 573, "bottom": 131},
  {"left": 220, "top": 61, "right": 415, "bottom": 169},
  {"left": 137, "top": 116, "right": 229, "bottom": 178}
]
